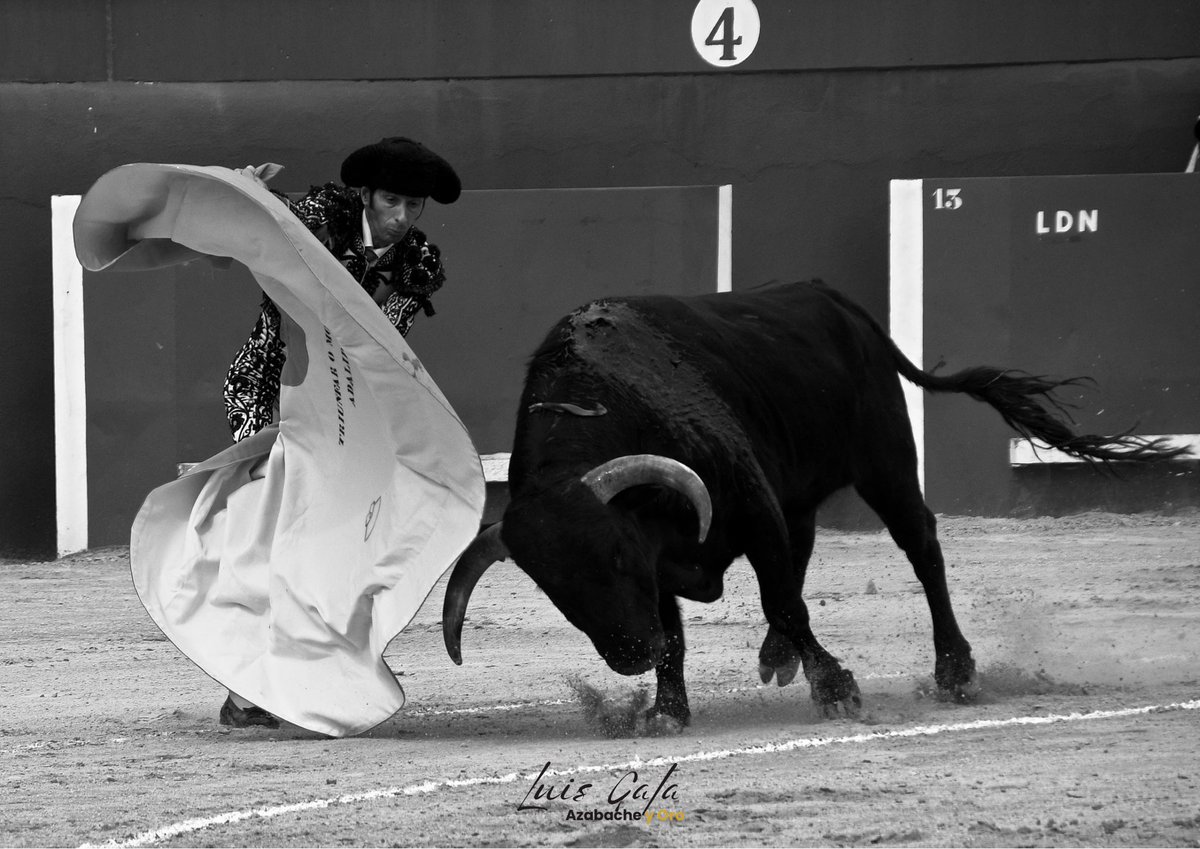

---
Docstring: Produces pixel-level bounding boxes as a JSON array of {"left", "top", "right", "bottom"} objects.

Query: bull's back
[
  {"left": 546, "top": 282, "right": 899, "bottom": 484},
  {"left": 610, "top": 281, "right": 890, "bottom": 398}
]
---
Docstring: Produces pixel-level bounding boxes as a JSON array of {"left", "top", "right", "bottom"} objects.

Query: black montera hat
[{"left": 340, "top": 137, "right": 461, "bottom": 204}]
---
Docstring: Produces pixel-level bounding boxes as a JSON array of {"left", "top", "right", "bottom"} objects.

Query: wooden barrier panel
[
  {"left": 890, "top": 173, "right": 1199, "bottom": 516},
  {"left": 61, "top": 185, "right": 727, "bottom": 549}
]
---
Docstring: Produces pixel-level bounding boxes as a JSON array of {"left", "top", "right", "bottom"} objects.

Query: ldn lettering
[{"left": 1036, "top": 209, "right": 1098, "bottom": 235}]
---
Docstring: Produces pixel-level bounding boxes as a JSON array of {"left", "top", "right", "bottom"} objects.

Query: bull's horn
[
  {"left": 442, "top": 523, "right": 510, "bottom": 665},
  {"left": 581, "top": 454, "right": 713, "bottom": 543}
]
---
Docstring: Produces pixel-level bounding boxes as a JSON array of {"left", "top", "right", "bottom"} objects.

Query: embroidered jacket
[{"left": 222, "top": 184, "right": 447, "bottom": 442}]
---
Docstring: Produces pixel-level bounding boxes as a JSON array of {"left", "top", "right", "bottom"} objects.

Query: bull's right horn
[
  {"left": 581, "top": 454, "right": 713, "bottom": 542},
  {"left": 442, "top": 523, "right": 510, "bottom": 665}
]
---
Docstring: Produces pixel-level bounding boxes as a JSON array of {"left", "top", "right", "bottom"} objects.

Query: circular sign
[{"left": 691, "top": 0, "right": 761, "bottom": 68}]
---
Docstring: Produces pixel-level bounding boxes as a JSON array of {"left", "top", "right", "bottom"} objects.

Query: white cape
[{"left": 73, "top": 164, "right": 485, "bottom": 737}]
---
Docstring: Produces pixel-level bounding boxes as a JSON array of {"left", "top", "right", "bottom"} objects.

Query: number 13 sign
[{"left": 691, "top": 0, "right": 761, "bottom": 68}]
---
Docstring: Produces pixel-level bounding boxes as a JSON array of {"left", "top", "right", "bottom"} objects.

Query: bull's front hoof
[
  {"left": 758, "top": 657, "right": 802, "bottom": 687},
  {"left": 940, "top": 670, "right": 981, "bottom": 703},
  {"left": 758, "top": 628, "right": 801, "bottom": 686},
  {"left": 644, "top": 703, "right": 690, "bottom": 732},
  {"left": 935, "top": 654, "right": 979, "bottom": 703},
  {"left": 820, "top": 695, "right": 862, "bottom": 720},
  {"left": 810, "top": 667, "right": 862, "bottom": 719},
  {"left": 641, "top": 708, "right": 687, "bottom": 736}
]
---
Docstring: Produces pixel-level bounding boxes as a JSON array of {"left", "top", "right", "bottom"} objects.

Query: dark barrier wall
[{"left": 3, "top": 1, "right": 1200, "bottom": 554}]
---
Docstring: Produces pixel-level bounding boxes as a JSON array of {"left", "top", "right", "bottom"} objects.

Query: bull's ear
[
  {"left": 581, "top": 454, "right": 712, "bottom": 542},
  {"left": 442, "top": 523, "right": 510, "bottom": 664}
]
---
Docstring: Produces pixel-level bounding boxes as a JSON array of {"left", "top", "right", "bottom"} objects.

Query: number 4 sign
[{"left": 691, "top": 0, "right": 761, "bottom": 68}]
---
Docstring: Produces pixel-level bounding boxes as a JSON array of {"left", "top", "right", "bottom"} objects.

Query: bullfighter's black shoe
[{"left": 219, "top": 695, "right": 279, "bottom": 729}]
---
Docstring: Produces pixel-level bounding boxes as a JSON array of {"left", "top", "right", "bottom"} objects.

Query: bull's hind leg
[
  {"left": 754, "top": 510, "right": 861, "bottom": 718},
  {"left": 854, "top": 477, "right": 979, "bottom": 701}
]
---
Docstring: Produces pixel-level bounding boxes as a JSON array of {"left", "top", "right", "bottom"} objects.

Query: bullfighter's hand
[{"left": 235, "top": 162, "right": 285, "bottom": 187}]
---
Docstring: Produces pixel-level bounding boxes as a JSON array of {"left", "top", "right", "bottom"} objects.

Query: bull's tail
[
  {"left": 891, "top": 357, "right": 1188, "bottom": 464},
  {"left": 809, "top": 280, "right": 1190, "bottom": 466}
]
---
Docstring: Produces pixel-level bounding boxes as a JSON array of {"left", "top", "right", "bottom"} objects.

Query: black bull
[{"left": 443, "top": 280, "right": 1184, "bottom": 724}]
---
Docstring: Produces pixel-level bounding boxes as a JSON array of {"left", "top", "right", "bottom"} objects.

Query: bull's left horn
[
  {"left": 442, "top": 523, "right": 510, "bottom": 665},
  {"left": 581, "top": 454, "right": 713, "bottom": 542}
]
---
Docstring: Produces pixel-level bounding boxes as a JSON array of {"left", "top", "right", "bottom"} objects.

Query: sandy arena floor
[{"left": 1, "top": 512, "right": 1198, "bottom": 847}]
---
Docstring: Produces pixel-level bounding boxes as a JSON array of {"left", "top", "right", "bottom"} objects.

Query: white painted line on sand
[
  {"left": 80, "top": 698, "right": 1200, "bottom": 848},
  {"left": 407, "top": 698, "right": 572, "bottom": 717}
]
